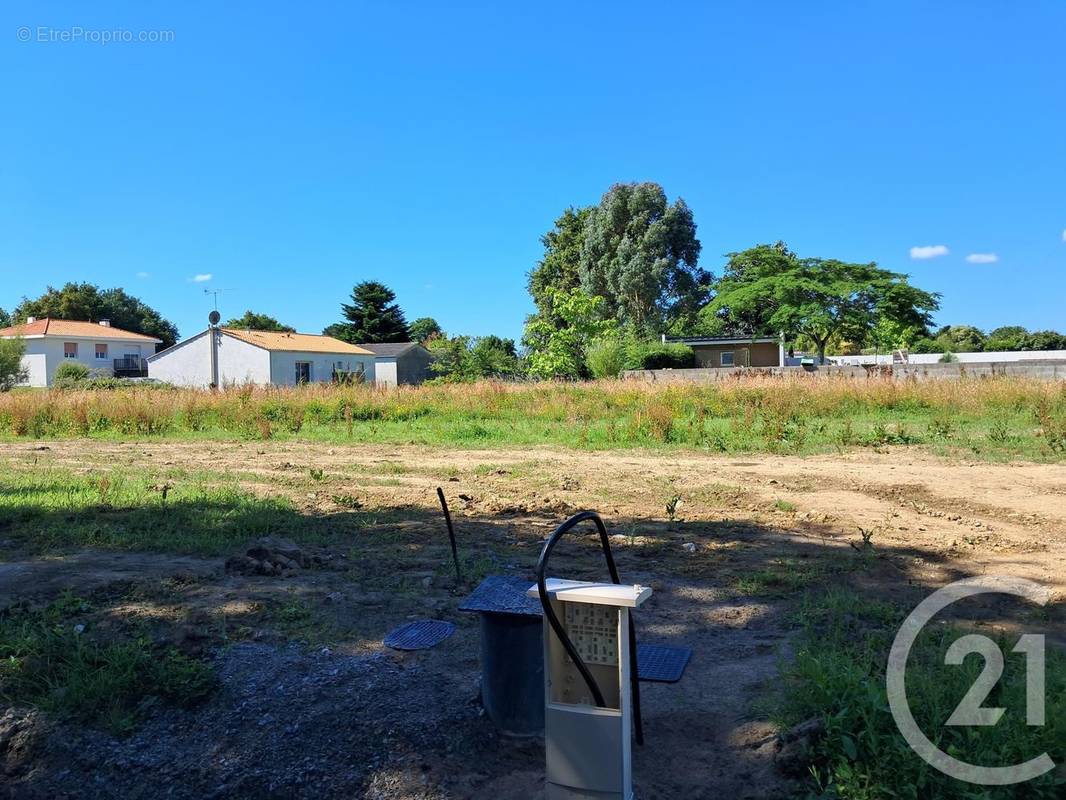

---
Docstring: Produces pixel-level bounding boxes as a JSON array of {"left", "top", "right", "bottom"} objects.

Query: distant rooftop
[
  {"left": 222, "top": 328, "right": 373, "bottom": 354},
  {"left": 664, "top": 334, "right": 781, "bottom": 345},
  {"left": 358, "top": 342, "right": 424, "bottom": 357}
]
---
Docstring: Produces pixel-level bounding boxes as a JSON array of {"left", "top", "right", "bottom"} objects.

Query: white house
[
  {"left": 147, "top": 327, "right": 376, "bottom": 388},
  {"left": 0, "top": 317, "right": 162, "bottom": 387}
]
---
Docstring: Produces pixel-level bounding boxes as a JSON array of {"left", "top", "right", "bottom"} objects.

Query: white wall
[
  {"left": 374, "top": 358, "right": 398, "bottom": 387},
  {"left": 149, "top": 330, "right": 270, "bottom": 387},
  {"left": 13, "top": 336, "right": 148, "bottom": 387},
  {"left": 218, "top": 334, "right": 271, "bottom": 385},
  {"left": 269, "top": 351, "right": 375, "bottom": 385},
  {"left": 18, "top": 352, "right": 47, "bottom": 387},
  {"left": 832, "top": 350, "right": 1066, "bottom": 366}
]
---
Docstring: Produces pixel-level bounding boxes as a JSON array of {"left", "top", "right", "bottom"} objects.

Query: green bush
[
  {"left": 53, "top": 361, "right": 91, "bottom": 387},
  {"left": 625, "top": 342, "right": 695, "bottom": 370},
  {"left": 586, "top": 338, "right": 627, "bottom": 378}
]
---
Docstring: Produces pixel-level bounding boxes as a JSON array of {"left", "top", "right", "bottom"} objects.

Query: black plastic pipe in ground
[{"left": 436, "top": 487, "right": 463, "bottom": 584}]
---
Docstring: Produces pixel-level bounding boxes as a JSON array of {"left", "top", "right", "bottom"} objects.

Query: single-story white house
[
  {"left": 0, "top": 317, "right": 162, "bottom": 387},
  {"left": 358, "top": 342, "right": 434, "bottom": 386},
  {"left": 147, "top": 328, "right": 375, "bottom": 388}
]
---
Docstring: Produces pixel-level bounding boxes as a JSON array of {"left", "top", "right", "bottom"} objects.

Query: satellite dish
[{"left": 208, "top": 310, "right": 221, "bottom": 326}]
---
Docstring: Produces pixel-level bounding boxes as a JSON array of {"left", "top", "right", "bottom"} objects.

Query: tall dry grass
[{"left": 0, "top": 376, "right": 1063, "bottom": 453}]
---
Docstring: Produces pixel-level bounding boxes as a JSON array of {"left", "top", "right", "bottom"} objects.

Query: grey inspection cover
[
  {"left": 458, "top": 575, "right": 542, "bottom": 617},
  {"left": 637, "top": 644, "right": 692, "bottom": 683},
  {"left": 383, "top": 620, "right": 455, "bottom": 651}
]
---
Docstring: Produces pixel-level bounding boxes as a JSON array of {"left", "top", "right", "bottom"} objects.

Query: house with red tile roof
[{"left": 0, "top": 317, "right": 162, "bottom": 386}]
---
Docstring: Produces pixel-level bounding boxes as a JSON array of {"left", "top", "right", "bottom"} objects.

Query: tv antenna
[{"left": 203, "top": 288, "right": 235, "bottom": 312}]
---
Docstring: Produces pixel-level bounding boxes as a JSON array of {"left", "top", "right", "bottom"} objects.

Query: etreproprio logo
[{"left": 886, "top": 576, "right": 1055, "bottom": 786}]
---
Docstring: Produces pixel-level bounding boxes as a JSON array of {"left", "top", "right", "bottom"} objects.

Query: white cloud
[
  {"left": 965, "top": 253, "right": 999, "bottom": 264},
  {"left": 191, "top": 273, "right": 213, "bottom": 283},
  {"left": 136, "top": 271, "right": 150, "bottom": 278},
  {"left": 1061, "top": 228, "right": 1066, "bottom": 242},
  {"left": 909, "top": 245, "right": 950, "bottom": 260}
]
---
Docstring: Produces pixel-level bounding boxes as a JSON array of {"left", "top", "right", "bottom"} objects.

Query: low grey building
[{"left": 359, "top": 342, "right": 434, "bottom": 386}]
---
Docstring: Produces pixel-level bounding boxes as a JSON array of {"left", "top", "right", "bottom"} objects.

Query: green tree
[
  {"left": 325, "top": 281, "right": 409, "bottom": 344},
  {"left": 699, "top": 242, "right": 799, "bottom": 336},
  {"left": 408, "top": 317, "right": 443, "bottom": 343},
  {"left": 528, "top": 207, "right": 592, "bottom": 329},
  {"left": 985, "top": 326, "right": 1029, "bottom": 351},
  {"left": 525, "top": 289, "right": 618, "bottom": 379},
  {"left": 1025, "top": 330, "right": 1066, "bottom": 351},
  {"left": 705, "top": 247, "right": 939, "bottom": 363},
  {"left": 579, "top": 183, "right": 707, "bottom": 334},
  {"left": 932, "top": 325, "right": 985, "bottom": 353},
  {"left": 13, "top": 283, "right": 179, "bottom": 349},
  {"left": 224, "top": 310, "right": 295, "bottom": 332},
  {"left": 0, "top": 308, "right": 11, "bottom": 328},
  {"left": 427, "top": 334, "right": 520, "bottom": 380},
  {"left": 0, "top": 337, "right": 27, "bottom": 390}
]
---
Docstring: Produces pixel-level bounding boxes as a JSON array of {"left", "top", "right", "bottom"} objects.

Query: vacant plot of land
[
  {"left": 2, "top": 439, "right": 1066, "bottom": 798},
  {"left": 2, "top": 377, "right": 1065, "bottom": 461}
]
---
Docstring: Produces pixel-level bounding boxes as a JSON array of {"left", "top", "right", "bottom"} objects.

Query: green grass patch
[
  {"left": 0, "top": 594, "right": 216, "bottom": 735},
  {"left": 774, "top": 588, "right": 1066, "bottom": 798},
  {"left": 0, "top": 466, "right": 388, "bottom": 555}
]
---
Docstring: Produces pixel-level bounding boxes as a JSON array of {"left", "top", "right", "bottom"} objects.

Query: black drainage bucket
[{"left": 460, "top": 575, "right": 544, "bottom": 737}]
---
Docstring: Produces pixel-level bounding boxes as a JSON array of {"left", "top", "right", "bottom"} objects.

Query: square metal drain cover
[{"left": 637, "top": 644, "right": 692, "bottom": 682}]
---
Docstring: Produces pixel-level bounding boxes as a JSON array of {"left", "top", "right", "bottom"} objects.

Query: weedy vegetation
[
  {"left": 0, "top": 593, "right": 216, "bottom": 735},
  {"left": 774, "top": 589, "right": 1066, "bottom": 799},
  {"left": 1, "top": 376, "right": 1064, "bottom": 460}
]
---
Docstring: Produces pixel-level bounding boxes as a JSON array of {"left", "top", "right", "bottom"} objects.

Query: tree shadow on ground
[{"left": 2, "top": 494, "right": 1063, "bottom": 800}]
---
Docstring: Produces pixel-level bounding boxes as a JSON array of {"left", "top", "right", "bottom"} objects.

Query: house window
[
  {"left": 720, "top": 351, "right": 735, "bottom": 367},
  {"left": 95, "top": 343, "right": 108, "bottom": 360},
  {"left": 295, "top": 362, "right": 312, "bottom": 384},
  {"left": 64, "top": 342, "right": 78, "bottom": 359}
]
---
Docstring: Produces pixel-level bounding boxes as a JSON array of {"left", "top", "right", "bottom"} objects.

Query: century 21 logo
[{"left": 886, "top": 576, "right": 1054, "bottom": 786}]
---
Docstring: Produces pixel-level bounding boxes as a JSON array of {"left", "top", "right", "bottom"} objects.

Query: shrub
[
  {"left": 586, "top": 338, "right": 627, "bottom": 379},
  {"left": 625, "top": 342, "right": 695, "bottom": 370},
  {"left": 938, "top": 350, "right": 958, "bottom": 363},
  {"left": 0, "top": 337, "right": 28, "bottom": 390},
  {"left": 53, "top": 361, "right": 91, "bottom": 387}
]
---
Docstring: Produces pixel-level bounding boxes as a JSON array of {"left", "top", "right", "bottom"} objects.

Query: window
[
  {"left": 720, "top": 351, "right": 735, "bottom": 367},
  {"left": 64, "top": 342, "right": 78, "bottom": 359},
  {"left": 95, "top": 343, "right": 108, "bottom": 360},
  {"left": 295, "top": 361, "right": 312, "bottom": 384}
]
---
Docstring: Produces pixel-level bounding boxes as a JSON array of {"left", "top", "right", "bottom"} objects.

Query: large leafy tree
[
  {"left": 579, "top": 182, "right": 707, "bottom": 334},
  {"left": 325, "top": 281, "right": 409, "bottom": 344},
  {"left": 408, "top": 317, "right": 443, "bottom": 344},
  {"left": 224, "top": 310, "right": 295, "bottom": 332},
  {"left": 527, "top": 207, "right": 591, "bottom": 329},
  {"left": 0, "top": 308, "right": 10, "bottom": 328},
  {"left": 525, "top": 288, "right": 618, "bottom": 379},
  {"left": 705, "top": 245, "right": 939, "bottom": 363},
  {"left": 13, "top": 283, "right": 179, "bottom": 349}
]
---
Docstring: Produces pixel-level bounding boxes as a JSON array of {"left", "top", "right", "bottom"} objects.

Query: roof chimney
[
  {"left": 26, "top": 316, "right": 36, "bottom": 324},
  {"left": 99, "top": 319, "right": 111, "bottom": 327}
]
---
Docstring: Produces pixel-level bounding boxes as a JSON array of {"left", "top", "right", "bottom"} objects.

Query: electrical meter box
[{"left": 528, "top": 578, "right": 651, "bottom": 800}]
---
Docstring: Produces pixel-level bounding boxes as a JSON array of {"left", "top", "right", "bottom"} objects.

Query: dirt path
[{"left": 2, "top": 440, "right": 1064, "bottom": 798}]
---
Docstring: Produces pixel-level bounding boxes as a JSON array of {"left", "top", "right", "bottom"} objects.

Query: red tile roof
[{"left": 0, "top": 318, "right": 162, "bottom": 342}]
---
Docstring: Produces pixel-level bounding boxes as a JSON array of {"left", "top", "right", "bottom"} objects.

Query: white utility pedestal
[{"left": 528, "top": 578, "right": 651, "bottom": 800}]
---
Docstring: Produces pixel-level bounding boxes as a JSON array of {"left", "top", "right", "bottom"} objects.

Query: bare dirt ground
[{"left": 2, "top": 440, "right": 1066, "bottom": 799}]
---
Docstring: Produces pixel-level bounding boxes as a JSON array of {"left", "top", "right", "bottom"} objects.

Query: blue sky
[{"left": 2, "top": 1, "right": 1064, "bottom": 342}]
